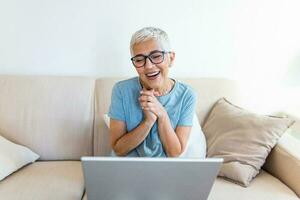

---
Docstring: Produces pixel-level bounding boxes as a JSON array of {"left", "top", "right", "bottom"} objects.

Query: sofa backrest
[
  {"left": 94, "top": 77, "right": 242, "bottom": 156},
  {"left": 0, "top": 75, "right": 95, "bottom": 160}
]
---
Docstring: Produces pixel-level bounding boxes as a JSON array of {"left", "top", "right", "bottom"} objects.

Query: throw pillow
[
  {"left": 179, "top": 113, "right": 206, "bottom": 158},
  {"left": 103, "top": 113, "right": 206, "bottom": 158},
  {"left": 202, "top": 98, "right": 294, "bottom": 187},
  {"left": 0, "top": 134, "right": 40, "bottom": 181},
  {"left": 103, "top": 114, "right": 117, "bottom": 157}
]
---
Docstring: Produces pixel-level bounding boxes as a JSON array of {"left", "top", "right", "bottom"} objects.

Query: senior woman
[{"left": 108, "top": 27, "right": 196, "bottom": 157}]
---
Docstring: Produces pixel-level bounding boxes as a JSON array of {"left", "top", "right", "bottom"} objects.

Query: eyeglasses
[{"left": 131, "top": 50, "right": 171, "bottom": 68}]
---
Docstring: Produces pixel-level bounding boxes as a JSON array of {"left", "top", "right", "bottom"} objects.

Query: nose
[{"left": 144, "top": 57, "right": 154, "bottom": 69}]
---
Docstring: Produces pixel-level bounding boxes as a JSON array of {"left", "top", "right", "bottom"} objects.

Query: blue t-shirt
[{"left": 108, "top": 77, "right": 196, "bottom": 157}]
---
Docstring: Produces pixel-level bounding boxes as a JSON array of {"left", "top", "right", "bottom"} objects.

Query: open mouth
[{"left": 145, "top": 71, "right": 160, "bottom": 79}]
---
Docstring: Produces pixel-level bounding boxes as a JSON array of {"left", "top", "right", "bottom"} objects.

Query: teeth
[{"left": 146, "top": 72, "right": 160, "bottom": 77}]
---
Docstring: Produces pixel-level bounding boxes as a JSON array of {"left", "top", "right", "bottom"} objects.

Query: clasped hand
[{"left": 138, "top": 89, "right": 166, "bottom": 122}]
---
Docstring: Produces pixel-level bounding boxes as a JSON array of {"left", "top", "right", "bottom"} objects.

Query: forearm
[
  {"left": 158, "top": 113, "right": 182, "bottom": 157},
  {"left": 113, "top": 120, "right": 155, "bottom": 156}
]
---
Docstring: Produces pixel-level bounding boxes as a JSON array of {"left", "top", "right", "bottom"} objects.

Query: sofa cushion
[
  {"left": 0, "top": 161, "right": 84, "bottom": 200},
  {"left": 0, "top": 135, "right": 39, "bottom": 180},
  {"left": 203, "top": 98, "right": 294, "bottom": 186},
  {"left": 0, "top": 75, "right": 95, "bottom": 160},
  {"left": 208, "top": 170, "right": 299, "bottom": 200}
]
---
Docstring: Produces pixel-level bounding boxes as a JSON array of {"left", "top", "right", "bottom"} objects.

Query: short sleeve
[
  {"left": 108, "top": 83, "right": 126, "bottom": 121},
  {"left": 177, "top": 88, "right": 196, "bottom": 126}
]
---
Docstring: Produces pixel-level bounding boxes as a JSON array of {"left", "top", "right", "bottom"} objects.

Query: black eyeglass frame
[{"left": 130, "top": 50, "right": 171, "bottom": 68}]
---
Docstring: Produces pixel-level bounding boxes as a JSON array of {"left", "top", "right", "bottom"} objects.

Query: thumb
[{"left": 153, "top": 91, "right": 159, "bottom": 96}]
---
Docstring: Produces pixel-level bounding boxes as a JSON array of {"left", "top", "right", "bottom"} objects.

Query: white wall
[{"left": 0, "top": 0, "right": 299, "bottom": 113}]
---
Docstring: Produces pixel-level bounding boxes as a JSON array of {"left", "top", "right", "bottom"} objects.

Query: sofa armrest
[
  {"left": 263, "top": 132, "right": 300, "bottom": 197},
  {"left": 290, "top": 115, "right": 300, "bottom": 133}
]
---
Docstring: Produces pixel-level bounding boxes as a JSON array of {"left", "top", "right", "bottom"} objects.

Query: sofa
[{"left": 0, "top": 75, "right": 299, "bottom": 200}]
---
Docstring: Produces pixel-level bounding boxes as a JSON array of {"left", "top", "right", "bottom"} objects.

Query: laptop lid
[{"left": 81, "top": 157, "right": 223, "bottom": 200}]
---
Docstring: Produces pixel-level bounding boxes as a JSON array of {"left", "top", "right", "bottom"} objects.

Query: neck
[
  {"left": 155, "top": 78, "right": 174, "bottom": 96},
  {"left": 139, "top": 78, "right": 175, "bottom": 96}
]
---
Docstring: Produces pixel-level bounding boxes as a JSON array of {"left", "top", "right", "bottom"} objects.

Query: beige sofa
[{"left": 0, "top": 75, "right": 299, "bottom": 200}]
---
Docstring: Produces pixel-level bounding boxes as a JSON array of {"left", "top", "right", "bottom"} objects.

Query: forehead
[{"left": 132, "top": 39, "right": 163, "bottom": 56}]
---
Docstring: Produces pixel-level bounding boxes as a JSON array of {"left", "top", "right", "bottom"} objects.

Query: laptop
[{"left": 81, "top": 157, "right": 223, "bottom": 200}]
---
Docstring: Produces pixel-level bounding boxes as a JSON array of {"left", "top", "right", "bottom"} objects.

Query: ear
[{"left": 169, "top": 52, "right": 175, "bottom": 67}]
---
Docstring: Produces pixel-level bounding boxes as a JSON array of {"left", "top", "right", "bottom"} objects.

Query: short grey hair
[{"left": 130, "top": 27, "right": 171, "bottom": 56}]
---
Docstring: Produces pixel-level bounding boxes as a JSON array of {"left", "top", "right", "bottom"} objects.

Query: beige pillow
[
  {"left": 202, "top": 98, "right": 294, "bottom": 187},
  {"left": 0, "top": 135, "right": 39, "bottom": 181}
]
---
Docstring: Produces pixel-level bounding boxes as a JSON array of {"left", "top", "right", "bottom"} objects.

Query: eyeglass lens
[{"left": 132, "top": 51, "right": 164, "bottom": 68}]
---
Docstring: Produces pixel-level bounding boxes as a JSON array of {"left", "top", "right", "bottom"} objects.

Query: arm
[
  {"left": 108, "top": 83, "right": 157, "bottom": 156},
  {"left": 157, "top": 113, "right": 191, "bottom": 157},
  {"left": 110, "top": 117, "right": 156, "bottom": 156},
  {"left": 139, "top": 90, "right": 192, "bottom": 157}
]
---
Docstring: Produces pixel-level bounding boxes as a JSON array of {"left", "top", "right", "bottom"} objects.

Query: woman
[{"left": 108, "top": 27, "right": 196, "bottom": 157}]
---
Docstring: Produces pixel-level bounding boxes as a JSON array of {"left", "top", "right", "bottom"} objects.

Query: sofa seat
[
  {"left": 209, "top": 170, "right": 299, "bottom": 200},
  {"left": 81, "top": 170, "right": 299, "bottom": 200},
  {"left": 0, "top": 161, "right": 85, "bottom": 200}
]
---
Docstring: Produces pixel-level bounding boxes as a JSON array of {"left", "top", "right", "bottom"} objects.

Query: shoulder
[
  {"left": 175, "top": 80, "right": 197, "bottom": 99},
  {"left": 113, "top": 77, "right": 139, "bottom": 91}
]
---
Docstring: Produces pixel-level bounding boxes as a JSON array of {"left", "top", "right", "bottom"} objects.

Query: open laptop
[{"left": 81, "top": 157, "right": 223, "bottom": 200}]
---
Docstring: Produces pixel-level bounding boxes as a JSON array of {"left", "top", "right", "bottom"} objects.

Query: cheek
[
  {"left": 135, "top": 68, "right": 144, "bottom": 76},
  {"left": 158, "top": 65, "right": 169, "bottom": 75}
]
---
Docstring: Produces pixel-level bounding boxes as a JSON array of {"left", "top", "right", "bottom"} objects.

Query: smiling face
[{"left": 132, "top": 39, "right": 175, "bottom": 90}]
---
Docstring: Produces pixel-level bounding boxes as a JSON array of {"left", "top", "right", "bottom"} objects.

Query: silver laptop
[{"left": 81, "top": 157, "right": 223, "bottom": 200}]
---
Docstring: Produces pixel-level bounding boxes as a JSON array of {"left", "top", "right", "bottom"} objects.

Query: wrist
[
  {"left": 143, "top": 118, "right": 156, "bottom": 127},
  {"left": 158, "top": 110, "right": 168, "bottom": 121}
]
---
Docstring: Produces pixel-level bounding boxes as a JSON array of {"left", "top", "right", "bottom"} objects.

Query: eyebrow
[{"left": 133, "top": 50, "right": 163, "bottom": 57}]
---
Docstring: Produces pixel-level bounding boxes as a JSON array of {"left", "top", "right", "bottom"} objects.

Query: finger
[
  {"left": 140, "top": 90, "right": 155, "bottom": 96},
  {"left": 140, "top": 101, "right": 151, "bottom": 108},
  {"left": 146, "top": 95, "right": 153, "bottom": 102},
  {"left": 143, "top": 107, "right": 150, "bottom": 111},
  {"left": 141, "top": 103, "right": 150, "bottom": 110},
  {"left": 153, "top": 91, "right": 160, "bottom": 96},
  {"left": 140, "top": 102, "right": 147, "bottom": 108},
  {"left": 141, "top": 101, "right": 154, "bottom": 107},
  {"left": 140, "top": 93, "right": 156, "bottom": 101},
  {"left": 140, "top": 98, "right": 149, "bottom": 105},
  {"left": 138, "top": 96, "right": 144, "bottom": 102},
  {"left": 138, "top": 95, "right": 152, "bottom": 102},
  {"left": 141, "top": 104, "right": 150, "bottom": 110},
  {"left": 143, "top": 105, "right": 154, "bottom": 111}
]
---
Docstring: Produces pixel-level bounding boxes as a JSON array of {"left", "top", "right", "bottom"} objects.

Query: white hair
[{"left": 130, "top": 27, "right": 171, "bottom": 56}]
